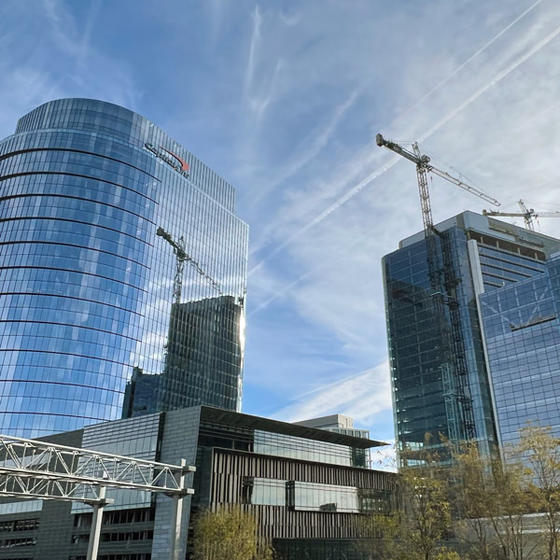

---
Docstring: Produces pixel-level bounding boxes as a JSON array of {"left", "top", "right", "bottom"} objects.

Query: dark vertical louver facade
[{"left": 0, "top": 99, "right": 248, "bottom": 437}]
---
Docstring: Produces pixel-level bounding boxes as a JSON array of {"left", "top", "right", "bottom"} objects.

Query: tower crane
[
  {"left": 482, "top": 199, "right": 560, "bottom": 231},
  {"left": 375, "top": 134, "right": 501, "bottom": 233},
  {"left": 156, "top": 227, "right": 222, "bottom": 305},
  {"left": 376, "top": 133, "right": 502, "bottom": 446}
]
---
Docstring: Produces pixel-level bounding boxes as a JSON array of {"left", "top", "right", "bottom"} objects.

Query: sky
[{"left": 1, "top": 0, "right": 560, "bottom": 469}]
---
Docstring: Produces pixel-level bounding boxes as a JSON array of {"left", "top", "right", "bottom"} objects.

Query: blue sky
[{"left": 2, "top": 0, "right": 560, "bottom": 468}]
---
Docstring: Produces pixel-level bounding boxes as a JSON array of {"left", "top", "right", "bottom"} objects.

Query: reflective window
[
  {"left": 243, "top": 478, "right": 286, "bottom": 506},
  {"left": 254, "top": 430, "right": 366, "bottom": 467},
  {"left": 480, "top": 254, "right": 560, "bottom": 446},
  {"left": 0, "top": 99, "right": 249, "bottom": 437},
  {"left": 243, "top": 478, "right": 390, "bottom": 514}
]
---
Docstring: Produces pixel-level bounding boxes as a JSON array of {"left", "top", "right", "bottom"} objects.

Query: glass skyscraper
[
  {"left": 0, "top": 98, "right": 248, "bottom": 437},
  {"left": 383, "top": 211, "right": 560, "bottom": 462},
  {"left": 479, "top": 253, "right": 560, "bottom": 447}
]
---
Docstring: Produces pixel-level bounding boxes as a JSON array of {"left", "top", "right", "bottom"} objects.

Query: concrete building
[
  {"left": 0, "top": 406, "right": 392, "bottom": 560},
  {"left": 383, "top": 211, "right": 560, "bottom": 462},
  {"left": 0, "top": 99, "right": 248, "bottom": 437}
]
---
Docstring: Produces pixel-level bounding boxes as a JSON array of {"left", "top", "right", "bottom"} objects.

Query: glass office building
[
  {"left": 0, "top": 99, "right": 248, "bottom": 437},
  {"left": 479, "top": 253, "right": 560, "bottom": 447},
  {"left": 383, "top": 211, "right": 560, "bottom": 462}
]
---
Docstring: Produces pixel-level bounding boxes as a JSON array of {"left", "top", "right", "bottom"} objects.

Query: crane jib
[{"left": 375, "top": 133, "right": 501, "bottom": 208}]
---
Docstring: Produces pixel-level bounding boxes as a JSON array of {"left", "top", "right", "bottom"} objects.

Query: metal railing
[{"left": 0, "top": 434, "right": 195, "bottom": 560}]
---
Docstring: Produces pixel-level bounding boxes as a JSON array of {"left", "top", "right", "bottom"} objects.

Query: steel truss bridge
[{"left": 0, "top": 434, "right": 195, "bottom": 560}]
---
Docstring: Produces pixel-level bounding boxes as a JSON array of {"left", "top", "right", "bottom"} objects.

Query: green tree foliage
[
  {"left": 357, "top": 512, "right": 405, "bottom": 560},
  {"left": 357, "top": 445, "right": 454, "bottom": 560},
  {"left": 447, "top": 441, "right": 496, "bottom": 560},
  {"left": 400, "top": 468, "right": 451, "bottom": 560},
  {"left": 357, "top": 425, "right": 560, "bottom": 560},
  {"left": 192, "top": 506, "right": 274, "bottom": 560},
  {"left": 450, "top": 440, "right": 538, "bottom": 560},
  {"left": 517, "top": 426, "right": 560, "bottom": 560},
  {"left": 433, "top": 549, "right": 462, "bottom": 560}
]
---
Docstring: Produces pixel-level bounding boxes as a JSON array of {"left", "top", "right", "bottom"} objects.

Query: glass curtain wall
[
  {"left": 480, "top": 255, "right": 560, "bottom": 446},
  {"left": 383, "top": 226, "right": 498, "bottom": 461},
  {"left": 0, "top": 99, "right": 248, "bottom": 437}
]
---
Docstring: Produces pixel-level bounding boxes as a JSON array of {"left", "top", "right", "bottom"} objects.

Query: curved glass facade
[{"left": 0, "top": 98, "right": 248, "bottom": 437}]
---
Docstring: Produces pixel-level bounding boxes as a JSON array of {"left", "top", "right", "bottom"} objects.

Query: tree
[
  {"left": 192, "top": 506, "right": 274, "bottom": 560},
  {"left": 358, "top": 442, "right": 453, "bottom": 560},
  {"left": 400, "top": 467, "right": 452, "bottom": 560},
  {"left": 488, "top": 454, "right": 534, "bottom": 560},
  {"left": 356, "top": 511, "right": 406, "bottom": 560},
  {"left": 517, "top": 426, "right": 560, "bottom": 560},
  {"left": 433, "top": 549, "right": 462, "bottom": 560},
  {"left": 450, "top": 441, "right": 538, "bottom": 560},
  {"left": 448, "top": 441, "right": 496, "bottom": 560}
]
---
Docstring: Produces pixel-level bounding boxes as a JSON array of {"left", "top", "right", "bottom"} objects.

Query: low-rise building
[{"left": 0, "top": 406, "right": 393, "bottom": 560}]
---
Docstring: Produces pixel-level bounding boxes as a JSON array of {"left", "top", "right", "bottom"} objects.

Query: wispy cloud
[
  {"left": 249, "top": 12, "right": 560, "bottom": 278},
  {"left": 248, "top": 87, "right": 362, "bottom": 220},
  {"left": 244, "top": 4, "right": 262, "bottom": 98},
  {"left": 418, "top": 19, "right": 560, "bottom": 144},
  {"left": 390, "top": 0, "right": 544, "bottom": 131},
  {"left": 242, "top": 5, "right": 283, "bottom": 122},
  {"left": 248, "top": 154, "right": 399, "bottom": 276},
  {"left": 273, "top": 361, "right": 392, "bottom": 425}
]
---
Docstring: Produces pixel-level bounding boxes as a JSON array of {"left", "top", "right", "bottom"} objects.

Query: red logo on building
[
  {"left": 160, "top": 147, "right": 189, "bottom": 172},
  {"left": 145, "top": 143, "right": 190, "bottom": 178}
]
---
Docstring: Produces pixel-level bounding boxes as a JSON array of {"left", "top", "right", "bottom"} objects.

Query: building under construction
[{"left": 383, "top": 211, "right": 560, "bottom": 463}]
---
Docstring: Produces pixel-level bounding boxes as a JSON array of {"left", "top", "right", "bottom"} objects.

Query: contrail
[
  {"left": 419, "top": 21, "right": 560, "bottom": 143},
  {"left": 249, "top": 16, "right": 560, "bottom": 278},
  {"left": 248, "top": 156, "right": 400, "bottom": 276},
  {"left": 393, "top": 0, "right": 544, "bottom": 127},
  {"left": 249, "top": 88, "right": 362, "bottom": 214},
  {"left": 249, "top": 0, "right": 543, "bottom": 263},
  {"left": 249, "top": 258, "right": 327, "bottom": 316},
  {"left": 249, "top": 225, "right": 378, "bottom": 315}
]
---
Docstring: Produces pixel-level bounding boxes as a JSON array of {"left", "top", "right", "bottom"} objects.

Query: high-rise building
[
  {"left": 383, "top": 211, "right": 560, "bottom": 462},
  {"left": 0, "top": 98, "right": 248, "bottom": 437},
  {"left": 478, "top": 252, "right": 560, "bottom": 448}
]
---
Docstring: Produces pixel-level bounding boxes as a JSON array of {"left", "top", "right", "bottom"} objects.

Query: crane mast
[
  {"left": 157, "top": 227, "right": 222, "bottom": 305},
  {"left": 376, "top": 134, "right": 500, "bottom": 232},
  {"left": 483, "top": 199, "right": 560, "bottom": 231},
  {"left": 377, "top": 133, "right": 501, "bottom": 446}
]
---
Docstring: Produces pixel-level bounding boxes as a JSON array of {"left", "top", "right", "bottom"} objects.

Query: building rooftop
[
  {"left": 398, "top": 211, "right": 560, "bottom": 255},
  {"left": 294, "top": 414, "right": 355, "bottom": 430},
  {"left": 199, "top": 406, "right": 387, "bottom": 449}
]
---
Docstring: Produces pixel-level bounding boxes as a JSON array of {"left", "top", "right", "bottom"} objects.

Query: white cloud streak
[
  {"left": 418, "top": 19, "right": 560, "bottom": 143},
  {"left": 249, "top": 15, "right": 560, "bottom": 278},
  {"left": 392, "top": 0, "right": 544, "bottom": 129},
  {"left": 244, "top": 4, "right": 262, "bottom": 97},
  {"left": 248, "top": 155, "right": 399, "bottom": 276},
  {"left": 249, "top": 87, "right": 362, "bottom": 211},
  {"left": 273, "top": 361, "right": 392, "bottom": 426}
]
